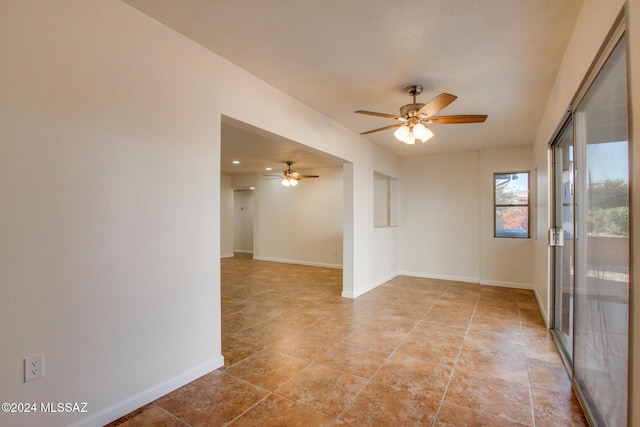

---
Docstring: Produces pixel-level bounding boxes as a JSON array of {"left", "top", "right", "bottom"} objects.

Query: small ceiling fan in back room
[
  {"left": 264, "top": 161, "right": 319, "bottom": 187},
  {"left": 355, "top": 85, "right": 488, "bottom": 145}
]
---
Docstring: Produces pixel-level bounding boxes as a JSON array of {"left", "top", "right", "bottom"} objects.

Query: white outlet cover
[{"left": 24, "top": 353, "right": 44, "bottom": 382}]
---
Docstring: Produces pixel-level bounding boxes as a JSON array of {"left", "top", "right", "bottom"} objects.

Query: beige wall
[
  {"left": 479, "top": 147, "right": 534, "bottom": 289},
  {"left": 399, "top": 151, "right": 481, "bottom": 282},
  {"left": 399, "top": 147, "right": 533, "bottom": 289},
  {"left": 254, "top": 167, "right": 344, "bottom": 268}
]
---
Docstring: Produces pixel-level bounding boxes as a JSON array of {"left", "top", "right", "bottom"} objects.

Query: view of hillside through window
[
  {"left": 494, "top": 172, "right": 529, "bottom": 238},
  {"left": 587, "top": 142, "right": 628, "bottom": 237}
]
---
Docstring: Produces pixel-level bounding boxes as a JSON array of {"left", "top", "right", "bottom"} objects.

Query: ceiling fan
[
  {"left": 355, "top": 85, "right": 487, "bottom": 145},
  {"left": 264, "top": 161, "right": 319, "bottom": 187}
]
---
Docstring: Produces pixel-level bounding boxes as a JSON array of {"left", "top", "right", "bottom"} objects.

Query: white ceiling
[
  {"left": 122, "top": 0, "right": 584, "bottom": 174},
  {"left": 220, "top": 116, "right": 346, "bottom": 175}
]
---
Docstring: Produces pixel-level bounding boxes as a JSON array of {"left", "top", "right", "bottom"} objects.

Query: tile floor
[{"left": 108, "top": 254, "right": 587, "bottom": 426}]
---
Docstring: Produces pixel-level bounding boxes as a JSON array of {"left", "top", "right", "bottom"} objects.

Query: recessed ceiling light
[
  {"left": 265, "top": 167, "right": 272, "bottom": 171},
  {"left": 232, "top": 160, "right": 240, "bottom": 164},
  {"left": 249, "top": 187, "right": 255, "bottom": 190}
]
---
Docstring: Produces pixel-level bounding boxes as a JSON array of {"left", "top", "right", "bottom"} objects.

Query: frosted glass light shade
[
  {"left": 419, "top": 126, "right": 434, "bottom": 142},
  {"left": 281, "top": 178, "right": 290, "bottom": 187},
  {"left": 290, "top": 179, "right": 298, "bottom": 186},
  {"left": 392, "top": 123, "right": 433, "bottom": 145},
  {"left": 394, "top": 125, "right": 410, "bottom": 142},
  {"left": 412, "top": 123, "right": 427, "bottom": 139}
]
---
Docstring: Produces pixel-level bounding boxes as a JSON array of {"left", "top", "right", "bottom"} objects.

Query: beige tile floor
[{"left": 108, "top": 254, "right": 587, "bottom": 426}]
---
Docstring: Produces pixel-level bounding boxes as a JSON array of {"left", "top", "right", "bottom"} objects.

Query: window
[{"left": 494, "top": 171, "right": 529, "bottom": 238}]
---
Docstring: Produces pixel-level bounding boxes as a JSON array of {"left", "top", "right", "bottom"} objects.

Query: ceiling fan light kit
[
  {"left": 355, "top": 84, "right": 487, "bottom": 145},
  {"left": 394, "top": 121, "right": 434, "bottom": 144},
  {"left": 281, "top": 177, "right": 298, "bottom": 187},
  {"left": 264, "top": 161, "right": 319, "bottom": 187}
]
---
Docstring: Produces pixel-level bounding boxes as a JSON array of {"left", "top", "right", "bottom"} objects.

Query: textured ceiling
[{"left": 121, "top": 0, "right": 584, "bottom": 173}]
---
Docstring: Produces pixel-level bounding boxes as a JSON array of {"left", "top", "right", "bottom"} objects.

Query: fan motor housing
[{"left": 400, "top": 103, "right": 425, "bottom": 118}]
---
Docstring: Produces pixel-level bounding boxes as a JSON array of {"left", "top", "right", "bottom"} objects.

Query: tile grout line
[
  {"left": 152, "top": 402, "right": 194, "bottom": 427},
  {"left": 223, "top": 311, "right": 356, "bottom": 423},
  {"left": 222, "top": 310, "right": 338, "bottom": 368},
  {"left": 519, "top": 300, "right": 538, "bottom": 427},
  {"left": 218, "top": 258, "right": 566, "bottom": 426},
  {"left": 222, "top": 391, "right": 273, "bottom": 426},
  {"left": 431, "top": 295, "right": 479, "bottom": 425},
  {"left": 334, "top": 286, "right": 451, "bottom": 423}
]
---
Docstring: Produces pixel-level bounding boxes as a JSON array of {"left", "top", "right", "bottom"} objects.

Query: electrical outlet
[{"left": 24, "top": 353, "right": 44, "bottom": 382}]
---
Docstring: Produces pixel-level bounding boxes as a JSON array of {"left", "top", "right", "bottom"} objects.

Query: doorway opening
[
  {"left": 220, "top": 115, "right": 348, "bottom": 286},
  {"left": 233, "top": 190, "right": 254, "bottom": 255}
]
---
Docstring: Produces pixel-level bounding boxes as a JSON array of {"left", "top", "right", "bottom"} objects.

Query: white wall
[
  {"left": 399, "top": 151, "right": 481, "bottom": 282},
  {"left": 374, "top": 172, "right": 390, "bottom": 227},
  {"left": 0, "top": 1, "right": 399, "bottom": 426},
  {"left": 399, "top": 147, "right": 534, "bottom": 288},
  {"left": 254, "top": 167, "right": 343, "bottom": 268},
  {"left": 345, "top": 154, "right": 401, "bottom": 297},
  {"left": 233, "top": 190, "right": 254, "bottom": 253},
  {"left": 1, "top": 2, "right": 224, "bottom": 426},
  {"left": 220, "top": 174, "right": 234, "bottom": 257},
  {"left": 479, "top": 147, "right": 533, "bottom": 288}
]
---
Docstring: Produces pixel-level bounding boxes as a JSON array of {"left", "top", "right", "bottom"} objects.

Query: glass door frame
[{"left": 549, "top": 113, "right": 576, "bottom": 368}]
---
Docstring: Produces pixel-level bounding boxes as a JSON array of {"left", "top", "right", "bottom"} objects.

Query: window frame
[{"left": 494, "top": 171, "right": 531, "bottom": 238}]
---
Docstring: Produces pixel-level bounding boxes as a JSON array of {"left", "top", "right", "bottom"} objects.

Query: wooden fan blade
[
  {"left": 360, "top": 123, "right": 403, "bottom": 135},
  {"left": 418, "top": 93, "right": 458, "bottom": 118},
  {"left": 297, "top": 175, "right": 319, "bottom": 179},
  {"left": 426, "top": 115, "right": 488, "bottom": 124},
  {"left": 355, "top": 110, "right": 406, "bottom": 121}
]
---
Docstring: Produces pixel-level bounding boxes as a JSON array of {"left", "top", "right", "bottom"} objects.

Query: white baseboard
[
  {"left": 399, "top": 271, "right": 533, "bottom": 290},
  {"left": 233, "top": 249, "right": 254, "bottom": 254},
  {"left": 70, "top": 356, "right": 224, "bottom": 427},
  {"left": 343, "top": 272, "right": 398, "bottom": 299},
  {"left": 479, "top": 279, "right": 534, "bottom": 290},
  {"left": 532, "top": 286, "right": 550, "bottom": 328},
  {"left": 399, "top": 270, "right": 479, "bottom": 284},
  {"left": 342, "top": 272, "right": 532, "bottom": 299},
  {"left": 221, "top": 253, "right": 235, "bottom": 258},
  {"left": 253, "top": 256, "right": 342, "bottom": 270}
]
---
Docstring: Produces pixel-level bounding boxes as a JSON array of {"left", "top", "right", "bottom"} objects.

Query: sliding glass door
[
  {"left": 552, "top": 34, "right": 628, "bottom": 427},
  {"left": 573, "top": 35, "right": 629, "bottom": 427}
]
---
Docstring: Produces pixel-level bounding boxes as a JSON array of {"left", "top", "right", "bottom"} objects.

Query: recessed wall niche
[{"left": 374, "top": 171, "right": 398, "bottom": 228}]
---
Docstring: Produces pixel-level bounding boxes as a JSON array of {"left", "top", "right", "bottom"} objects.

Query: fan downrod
[
  {"left": 401, "top": 85, "right": 426, "bottom": 117},
  {"left": 404, "top": 85, "right": 424, "bottom": 111}
]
